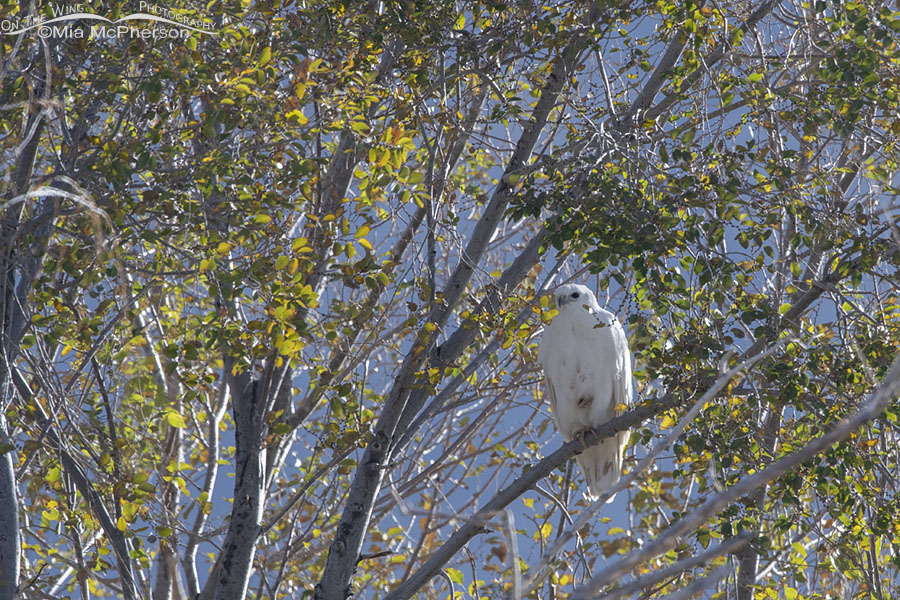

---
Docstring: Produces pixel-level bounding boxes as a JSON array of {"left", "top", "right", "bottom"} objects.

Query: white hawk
[{"left": 538, "top": 283, "right": 633, "bottom": 499}]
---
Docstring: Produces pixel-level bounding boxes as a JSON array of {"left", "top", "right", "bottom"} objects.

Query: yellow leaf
[
  {"left": 445, "top": 567, "right": 464, "bottom": 584},
  {"left": 286, "top": 110, "right": 309, "bottom": 125},
  {"left": 660, "top": 414, "right": 675, "bottom": 429},
  {"left": 167, "top": 412, "right": 187, "bottom": 429},
  {"left": 358, "top": 238, "right": 373, "bottom": 252},
  {"left": 122, "top": 500, "right": 137, "bottom": 521},
  {"left": 116, "top": 516, "right": 127, "bottom": 532},
  {"left": 46, "top": 466, "right": 60, "bottom": 483}
]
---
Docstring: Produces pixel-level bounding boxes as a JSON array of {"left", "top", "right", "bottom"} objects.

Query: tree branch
[
  {"left": 617, "top": 32, "right": 687, "bottom": 129},
  {"left": 572, "top": 352, "right": 900, "bottom": 598},
  {"left": 384, "top": 392, "right": 690, "bottom": 600},
  {"left": 523, "top": 341, "right": 790, "bottom": 595},
  {"left": 393, "top": 227, "right": 548, "bottom": 445},
  {"left": 315, "top": 11, "right": 596, "bottom": 594},
  {"left": 17, "top": 384, "right": 140, "bottom": 600},
  {"left": 183, "top": 383, "right": 228, "bottom": 598},
  {"left": 643, "top": 0, "right": 783, "bottom": 124},
  {"left": 596, "top": 532, "right": 751, "bottom": 600}
]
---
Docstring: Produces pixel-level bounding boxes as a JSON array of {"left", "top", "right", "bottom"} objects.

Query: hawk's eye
[{"left": 572, "top": 292, "right": 580, "bottom": 299}]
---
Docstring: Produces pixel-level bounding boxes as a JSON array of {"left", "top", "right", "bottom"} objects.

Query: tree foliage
[{"left": 2, "top": 0, "right": 900, "bottom": 598}]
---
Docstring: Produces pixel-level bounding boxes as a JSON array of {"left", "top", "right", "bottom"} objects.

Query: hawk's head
[{"left": 554, "top": 283, "right": 595, "bottom": 309}]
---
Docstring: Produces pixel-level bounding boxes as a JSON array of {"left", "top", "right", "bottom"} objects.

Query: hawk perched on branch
[{"left": 538, "top": 284, "right": 633, "bottom": 499}]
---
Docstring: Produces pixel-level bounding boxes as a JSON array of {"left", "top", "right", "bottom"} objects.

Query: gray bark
[
  {"left": 617, "top": 33, "right": 687, "bottom": 129},
  {"left": 0, "top": 413, "right": 18, "bottom": 599},
  {"left": 197, "top": 369, "right": 265, "bottom": 600},
  {"left": 0, "top": 49, "right": 54, "bottom": 597}
]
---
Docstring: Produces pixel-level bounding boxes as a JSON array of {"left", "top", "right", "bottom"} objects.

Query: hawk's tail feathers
[{"left": 577, "top": 434, "right": 626, "bottom": 501}]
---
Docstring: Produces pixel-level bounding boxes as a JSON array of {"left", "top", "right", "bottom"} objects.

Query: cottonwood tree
[{"left": 2, "top": 0, "right": 899, "bottom": 599}]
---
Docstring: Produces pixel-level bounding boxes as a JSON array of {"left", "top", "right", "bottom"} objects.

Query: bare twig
[
  {"left": 595, "top": 533, "right": 751, "bottom": 600},
  {"left": 502, "top": 509, "right": 522, "bottom": 600},
  {"left": 260, "top": 443, "right": 357, "bottom": 536},
  {"left": 653, "top": 564, "right": 734, "bottom": 600}
]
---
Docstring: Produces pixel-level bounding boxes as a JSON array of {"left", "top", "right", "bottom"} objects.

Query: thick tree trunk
[
  {"left": 0, "top": 58, "right": 51, "bottom": 597},
  {"left": 198, "top": 370, "right": 265, "bottom": 600},
  {"left": 0, "top": 413, "right": 18, "bottom": 599}
]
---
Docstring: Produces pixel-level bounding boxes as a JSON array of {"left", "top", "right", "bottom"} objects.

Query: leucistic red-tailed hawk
[{"left": 538, "top": 284, "right": 633, "bottom": 499}]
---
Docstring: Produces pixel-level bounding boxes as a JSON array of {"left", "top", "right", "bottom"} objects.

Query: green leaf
[
  {"left": 258, "top": 46, "right": 272, "bottom": 67},
  {"left": 330, "top": 397, "right": 344, "bottom": 418}
]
